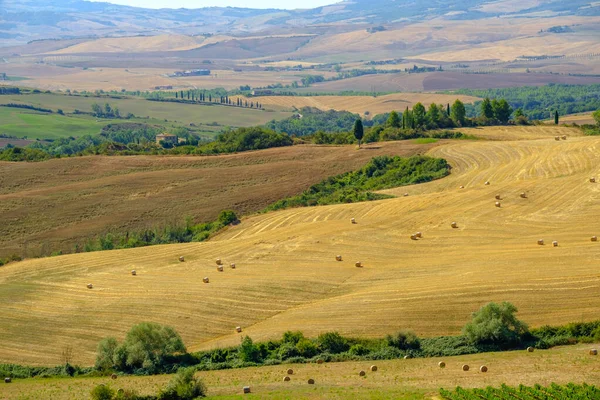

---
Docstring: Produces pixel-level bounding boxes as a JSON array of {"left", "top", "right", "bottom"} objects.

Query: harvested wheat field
[
  {"left": 3, "top": 343, "right": 600, "bottom": 399},
  {"left": 233, "top": 93, "right": 480, "bottom": 115},
  {"left": 1, "top": 125, "right": 600, "bottom": 367}
]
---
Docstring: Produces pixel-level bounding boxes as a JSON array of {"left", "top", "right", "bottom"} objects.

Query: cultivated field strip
[{"left": 2, "top": 129, "right": 600, "bottom": 365}]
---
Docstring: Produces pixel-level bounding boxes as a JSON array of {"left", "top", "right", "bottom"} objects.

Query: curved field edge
[{"left": 1, "top": 343, "right": 599, "bottom": 399}]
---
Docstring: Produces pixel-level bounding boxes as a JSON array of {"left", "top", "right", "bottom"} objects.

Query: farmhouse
[
  {"left": 171, "top": 69, "right": 211, "bottom": 77},
  {"left": 156, "top": 133, "right": 178, "bottom": 146}
]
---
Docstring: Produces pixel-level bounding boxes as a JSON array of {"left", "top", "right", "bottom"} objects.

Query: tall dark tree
[
  {"left": 447, "top": 103, "right": 450, "bottom": 116},
  {"left": 412, "top": 102, "right": 426, "bottom": 129},
  {"left": 492, "top": 99, "right": 513, "bottom": 124},
  {"left": 353, "top": 119, "right": 364, "bottom": 148},
  {"left": 481, "top": 97, "right": 494, "bottom": 119},
  {"left": 451, "top": 100, "right": 466, "bottom": 126},
  {"left": 175, "top": 92, "right": 178, "bottom": 99},
  {"left": 426, "top": 103, "right": 441, "bottom": 127},
  {"left": 387, "top": 111, "right": 401, "bottom": 128},
  {"left": 555, "top": 110, "right": 559, "bottom": 125}
]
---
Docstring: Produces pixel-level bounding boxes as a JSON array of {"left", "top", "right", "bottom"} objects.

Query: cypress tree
[
  {"left": 353, "top": 119, "right": 364, "bottom": 148},
  {"left": 554, "top": 110, "right": 559, "bottom": 125}
]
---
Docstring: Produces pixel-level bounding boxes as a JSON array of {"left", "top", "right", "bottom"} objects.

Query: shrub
[
  {"left": 462, "top": 302, "right": 528, "bottom": 347},
  {"left": 238, "top": 336, "right": 261, "bottom": 363},
  {"left": 348, "top": 344, "right": 370, "bottom": 356},
  {"left": 91, "top": 384, "right": 115, "bottom": 400},
  {"left": 282, "top": 331, "right": 304, "bottom": 345},
  {"left": 317, "top": 332, "right": 349, "bottom": 354},
  {"left": 157, "top": 367, "right": 206, "bottom": 399},
  {"left": 386, "top": 331, "right": 421, "bottom": 350},
  {"left": 277, "top": 343, "right": 299, "bottom": 360},
  {"left": 295, "top": 338, "right": 318, "bottom": 358},
  {"left": 96, "top": 337, "right": 119, "bottom": 370},
  {"left": 217, "top": 210, "right": 238, "bottom": 226}
]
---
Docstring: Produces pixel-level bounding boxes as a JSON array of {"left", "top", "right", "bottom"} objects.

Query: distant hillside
[{"left": 1, "top": 0, "right": 599, "bottom": 46}]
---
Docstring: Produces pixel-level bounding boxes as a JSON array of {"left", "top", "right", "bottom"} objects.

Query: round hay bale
[
  {"left": 460, "top": 185, "right": 464, "bottom": 189},
  {"left": 591, "top": 177, "right": 596, "bottom": 183},
  {"left": 520, "top": 192, "right": 527, "bottom": 199},
  {"left": 216, "top": 258, "right": 222, "bottom": 265},
  {"left": 451, "top": 222, "right": 458, "bottom": 229},
  {"left": 561, "top": 135, "right": 567, "bottom": 140},
  {"left": 404, "top": 193, "right": 409, "bottom": 197},
  {"left": 592, "top": 236, "right": 598, "bottom": 242},
  {"left": 416, "top": 232, "right": 422, "bottom": 238},
  {"left": 283, "top": 376, "right": 291, "bottom": 382},
  {"left": 336, "top": 255, "right": 343, "bottom": 261},
  {"left": 359, "top": 370, "right": 366, "bottom": 376},
  {"left": 370, "top": 365, "right": 378, "bottom": 372},
  {"left": 552, "top": 241, "right": 558, "bottom": 247},
  {"left": 438, "top": 361, "right": 446, "bottom": 368},
  {"left": 203, "top": 277, "right": 209, "bottom": 284},
  {"left": 527, "top": 347, "right": 534, "bottom": 353},
  {"left": 410, "top": 234, "right": 418, "bottom": 240},
  {"left": 590, "top": 349, "right": 598, "bottom": 356},
  {"left": 403, "top": 355, "right": 411, "bottom": 359},
  {"left": 555, "top": 136, "right": 560, "bottom": 141},
  {"left": 307, "top": 379, "right": 315, "bottom": 385},
  {"left": 355, "top": 261, "right": 362, "bottom": 268},
  {"left": 495, "top": 194, "right": 501, "bottom": 200},
  {"left": 4, "top": 377, "right": 11, "bottom": 383},
  {"left": 287, "top": 369, "right": 294, "bottom": 375},
  {"left": 351, "top": 218, "right": 356, "bottom": 224},
  {"left": 230, "top": 263, "right": 236, "bottom": 269},
  {"left": 111, "top": 373, "right": 118, "bottom": 380},
  {"left": 236, "top": 326, "right": 242, "bottom": 333},
  {"left": 485, "top": 181, "right": 490, "bottom": 186},
  {"left": 217, "top": 265, "right": 224, "bottom": 272},
  {"left": 495, "top": 202, "right": 501, "bottom": 208},
  {"left": 86, "top": 283, "right": 93, "bottom": 289},
  {"left": 537, "top": 239, "right": 544, "bottom": 246},
  {"left": 462, "top": 364, "right": 470, "bottom": 371},
  {"left": 179, "top": 256, "right": 185, "bottom": 262},
  {"left": 316, "top": 359, "right": 324, "bottom": 364},
  {"left": 131, "top": 270, "right": 137, "bottom": 276},
  {"left": 479, "top": 365, "right": 488, "bottom": 373},
  {"left": 243, "top": 386, "right": 251, "bottom": 394}
]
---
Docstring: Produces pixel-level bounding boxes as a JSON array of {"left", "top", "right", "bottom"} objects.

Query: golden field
[
  {"left": 3, "top": 343, "right": 600, "bottom": 399},
  {"left": 233, "top": 93, "right": 480, "bottom": 115},
  {"left": 2, "top": 125, "right": 599, "bottom": 368}
]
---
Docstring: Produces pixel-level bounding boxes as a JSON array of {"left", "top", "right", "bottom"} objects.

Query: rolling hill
[{"left": 1, "top": 125, "right": 598, "bottom": 367}]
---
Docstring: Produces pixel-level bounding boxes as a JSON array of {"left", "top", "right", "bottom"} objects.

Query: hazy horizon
[{"left": 89, "top": 0, "right": 338, "bottom": 9}]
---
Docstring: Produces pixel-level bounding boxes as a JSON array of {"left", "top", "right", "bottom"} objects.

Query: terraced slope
[{"left": 2, "top": 126, "right": 599, "bottom": 366}]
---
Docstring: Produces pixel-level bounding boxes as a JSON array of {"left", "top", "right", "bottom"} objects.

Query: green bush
[
  {"left": 317, "top": 332, "right": 349, "bottom": 354},
  {"left": 282, "top": 331, "right": 304, "bottom": 345},
  {"left": 348, "top": 344, "right": 370, "bottom": 356},
  {"left": 462, "top": 302, "right": 528, "bottom": 347},
  {"left": 277, "top": 343, "right": 299, "bottom": 360},
  {"left": 91, "top": 384, "right": 115, "bottom": 400},
  {"left": 386, "top": 331, "right": 421, "bottom": 350},
  {"left": 295, "top": 339, "right": 318, "bottom": 358},
  {"left": 238, "top": 336, "right": 261, "bottom": 363},
  {"left": 157, "top": 367, "right": 206, "bottom": 400}
]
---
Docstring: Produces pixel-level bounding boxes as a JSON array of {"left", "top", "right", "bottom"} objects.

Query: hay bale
[
  {"left": 495, "top": 202, "right": 501, "bottom": 208},
  {"left": 216, "top": 258, "right": 222, "bottom": 265},
  {"left": 520, "top": 192, "right": 527, "bottom": 199},
  {"left": 451, "top": 222, "right": 458, "bottom": 228},
  {"left": 230, "top": 263, "right": 236, "bottom": 269},
  {"left": 537, "top": 239, "right": 544, "bottom": 246},
  {"left": 592, "top": 236, "right": 598, "bottom": 242},
  {"left": 243, "top": 386, "right": 251, "bottom": 394},
  {"left": 404, "top": 193, "right": 409, "bottom": 197},
  {"left": 307, "top": 379, "right": 315, "bottom": 385},
  {"left": 589, "top": 349, "right": 598, "bottom": 356},
  {"left": 591, "top": 177, "right": 596, "bottom": 183},
  {"left": 217, "top": 265, "right": 224, "bottom": 272},
  {"left": 527, "top": 347, "right": 534, "bottom": 353},
  {"left": 236, "top": 326, "right": 242, "bottom": 333},
  {"left": 351, "top": 218, "right": 356, "bottom": 224},
  {"left": 555, "top": 136, "right": 560, "bottom": 141},
  {"left": 283, "top": 376, "right": 291, "bottom": 382},
  {"left": 287, "top": 369, "right": 294, "bottom": 375},
  {"left": 355, "top": 261, "right": 362, "bottom": 268},
  {"left": 479, "top": 366, "right": 488, "bottom": 373},
  {"left": 131, "top": 270, "right": 137, "bottom": 276},
  {"left": 179, "top": 256, "right": 185, "bottom": 262},
  {"left": 87, "top": 283, "right": 93, "bottom": 289},
  {"left": 111, "top": 374, "right": 118, "bottom": 380},
  {"left": 359, "top": 370, "right": 366, "bottom": 376},
  {"left": 316, "top": 359, "right": 324, "bottom": 364},
  {"left": 404, "top": 355, "right": 411, "bottom": 359},
  {"left": 485, "top": 181, "right": 490, "bottom": 185},
  {"left": 203, "top": 277, "right": 209, "bottom": 284},
  {"left": 495, "top": 194, "right": 501, "bottom": 200},
  {"left": 4, "top": 377, "right": 11, "bottom": 383},
  {"left": 410, "top": 234, "right": 418, "bottom": 240},
  {"left": 438, "top": 361, "right": 446, "bottom": 368},
  {"left": 370, "top": 365, "right": 378, "bottom": 372},
  {"left": 460, "top": 185, "right": 464, "bottom": 189},
  {"left": 336, "top": 255, "right": 343, "bottom": 262},
  {"left": 462, "top": 364, "right": 470, "bottom": 371},
  {"left": 553, "top": 241, "right": 558, "bottom": 247},
  {"left": 416, "top": 232, "right": 422, "bottom": 238},
  {"left": 561, "top": 135, "right": 567, "bottom": 140}
]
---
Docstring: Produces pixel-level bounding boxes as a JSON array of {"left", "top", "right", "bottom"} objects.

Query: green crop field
[{"left": 0, "top": 107, "right": 105, "bottom": 140}]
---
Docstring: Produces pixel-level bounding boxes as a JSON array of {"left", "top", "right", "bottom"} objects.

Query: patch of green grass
[
  {"left": 0, "top": 108, "right": 105, "bottom": 140},
  {"left": 412, "top": 138, "right": 438, "bottom": 144}
]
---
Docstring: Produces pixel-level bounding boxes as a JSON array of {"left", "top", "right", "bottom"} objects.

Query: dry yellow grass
[
  {"left": 554, "top": 113, "right": 597, "bottom": 126},
  {"left": 48, "top": 34, "right": 205, "bottom": 54},
  {"left": 233, "top": 93, "right": 480, "bottom": 115},
  {"left": 2, "top": 343, "right": 600, "bottom": 399},
  {"left": 1, "top": 126, "right": 600, "bottom": 367}
]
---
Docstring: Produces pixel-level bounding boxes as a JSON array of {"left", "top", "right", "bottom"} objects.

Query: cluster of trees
[
  {"left": 146, "top": 89, "right": 262, "bottom": 109},
  {"left": 266, "top": 107, "right": 370, "bottom": 136},
  {"left": 1, "top": 103, "right": 53, "bottom": 113},
  {"left": 0, "top": 87, "right": 20, "bottom": 95},
  {"left": 91, "top": 103, "right": 122, "bottom": 119}
]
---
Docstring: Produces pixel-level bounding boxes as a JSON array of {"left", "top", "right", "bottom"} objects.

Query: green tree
[
  {"left": 158, "top": 367, "right": 207, "bottom": 400},
  {"left": 387, "top": 111, "right": 401, "bottom": 128},
  {"left": 462, "top": 302, "right": 528, "bottom": 347},
  {"left": 353, "top": 119, "right": 364, "bottom": 148},
  {"left": 594, "top": 109, "right": 600, "bottom": 126},
  {"left": 90, "top": 384, "right": 115, "bottom": 400},
  {"left": 481, "top": 97, "right": 494, "bottom": 119},
  {"left": 426, "top": 103, "right": 441, "bottom": 127},
  {"left": 238, "top": 336, "right": 261, "bottom": 363},
  {"left": 402, "top": 107, "right": 411, "bottom": 129},
  {"left": 386, "top": 330, "right": 421, "bottom": 350},
  {"left": 317, "top": 332, "right": 349, "bottom": 354},
  {"left": 95, "top": 337, "right": 119, "bottom": 370},
  {"left": 492, "top": 99, "right": 513, "bottom": 124},
  {"left": 451, "top": 100, "right": 466, "bottom": 126},
  {"left": 412, "top": 102, "right": 426, "bottom": 128},
  {"left": 217, "top": 210, "right": 238, "bottom": 226},
  {"left": 555, "top": 110, "right": 560, "bottom": 125}
]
